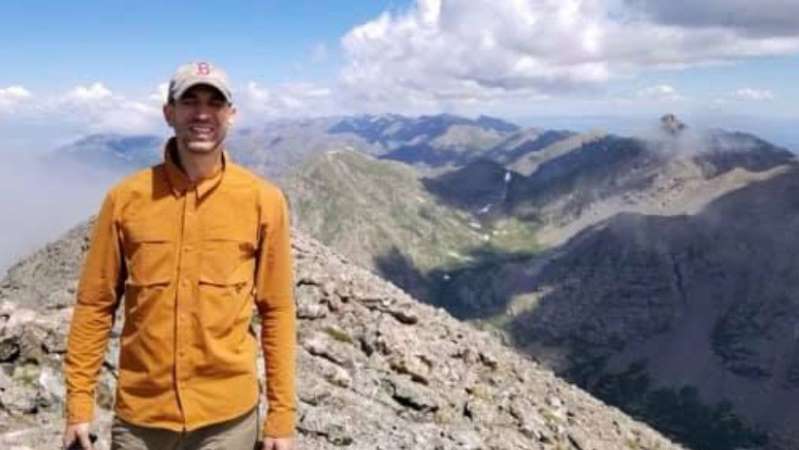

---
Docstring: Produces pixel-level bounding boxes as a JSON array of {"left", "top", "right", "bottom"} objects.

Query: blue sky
[
  {"left": 3, "top": 0, "right": 799, "bottom": 151},
  {"left": 0, "top": 1, "right": 401, "bottom": 91}
]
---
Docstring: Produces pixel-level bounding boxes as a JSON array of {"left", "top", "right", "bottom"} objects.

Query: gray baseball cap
[{"left": 168, "top": 61, "right": 233, "bottom": 104}]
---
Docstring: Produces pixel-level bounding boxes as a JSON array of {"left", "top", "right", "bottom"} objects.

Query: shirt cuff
[
  {"left": 263, "top": 409, "right": 296, "bottom": 438},
  {"left": 66, "top": 395, "right": 95, "bottom": 424}
]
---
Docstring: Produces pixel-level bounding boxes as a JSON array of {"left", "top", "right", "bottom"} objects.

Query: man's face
[{"left": 163, "top": 85, "right": 236, "bottom": 154}]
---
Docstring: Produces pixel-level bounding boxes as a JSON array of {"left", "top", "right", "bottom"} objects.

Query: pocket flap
[
  {"left": 202, "top": 222, "right": 256, "bottom": 244},
  {"left": 199, "top": 264, "right": 252, "bottom": 286}
]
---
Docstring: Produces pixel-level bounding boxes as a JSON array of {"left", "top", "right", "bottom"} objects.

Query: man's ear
[
  {"left": 163, "top": 103, "right": 175, "bottom": 127},
  {"left": 227, "top": 106, "right": 237, "bottom": 126}
]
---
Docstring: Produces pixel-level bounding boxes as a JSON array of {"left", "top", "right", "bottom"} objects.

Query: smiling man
[{"left": 62, "top": 62, "right": 297, "bottom": 450}]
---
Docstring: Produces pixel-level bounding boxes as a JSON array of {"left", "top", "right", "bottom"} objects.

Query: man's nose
[{"left": 192, "top": 102, "right": 214, "bottom": 119}]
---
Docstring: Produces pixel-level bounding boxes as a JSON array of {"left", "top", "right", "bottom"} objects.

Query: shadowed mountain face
[
  {"left": 506, "top": 164, "right": 799, "bottom": 450},
  {"left": 422, "top": 159, "right": 521, "bottom": 214},
  {"left": 485, "top": 129, "right": 577, "bottom": 166},
  {"left": 697, "top": 130, "right": 795, "bottom": 177},
  {"left": 0, "top": 222, "right": 685, "bottom": 450}
]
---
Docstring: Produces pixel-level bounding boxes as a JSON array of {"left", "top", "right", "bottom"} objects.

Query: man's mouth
[
  {"left": 189, "top": 125, "right": 214, "bottom": 133},
  {"left": 189, "top": 125, "right": 214, "bottom": 137}
]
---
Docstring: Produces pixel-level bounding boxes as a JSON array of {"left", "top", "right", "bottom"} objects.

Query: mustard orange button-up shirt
[{"left": 64, "top": 139, "right": 296, "bottom": 437}]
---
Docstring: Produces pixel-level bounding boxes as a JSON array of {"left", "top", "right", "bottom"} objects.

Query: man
[{"left": 61, "top": 62, "right": 297, "bottom": 450}]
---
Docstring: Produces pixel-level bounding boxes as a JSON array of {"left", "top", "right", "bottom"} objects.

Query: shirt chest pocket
[
  {"left": 200, "top": 225, "right": 257, "bottom": 287},
  {"left": 124, "top": 222, "right": 175, "bottom": 287}
]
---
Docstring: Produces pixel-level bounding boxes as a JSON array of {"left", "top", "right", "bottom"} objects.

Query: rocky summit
[{"left": 0, "top": 220, "right": 685, "bottom": 449}]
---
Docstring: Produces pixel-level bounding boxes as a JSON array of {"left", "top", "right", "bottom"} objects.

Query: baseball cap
[{"left": 168, "top": 61, "right": 233, "bottom": 104}]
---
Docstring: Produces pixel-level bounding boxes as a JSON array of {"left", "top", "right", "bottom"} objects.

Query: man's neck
[{"left": 173, "top": 141, "right": 223, "bottom": 183}]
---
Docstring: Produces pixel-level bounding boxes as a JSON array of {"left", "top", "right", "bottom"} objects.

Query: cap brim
[{"left": 171, "top": 78, "right": 233, "bottom": 104}]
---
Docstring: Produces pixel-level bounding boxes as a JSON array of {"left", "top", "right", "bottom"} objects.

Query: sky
[
  {"left": 3, "top": 0, "right": 799, "bottom": 151},
  {"left": 3, "top": 0, "right": 799, "bottom": 272}
]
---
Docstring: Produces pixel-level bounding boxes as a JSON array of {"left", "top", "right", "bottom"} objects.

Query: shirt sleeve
[
  {"left": 64, "top": 190, "right": 126, "bottom": 424},
  {"left": 254, "top": 187, "right": 297, "bottom": 438}
]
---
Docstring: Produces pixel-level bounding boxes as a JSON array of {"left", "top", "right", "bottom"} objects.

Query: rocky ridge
[{"left": 0, "top": 220, "right": 685, "bottom": 450}]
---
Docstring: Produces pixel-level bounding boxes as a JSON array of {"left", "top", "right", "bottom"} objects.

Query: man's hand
[
  {"left": 62, "top": 422, "right": 93, "bottom": 450},
  {"left": 262, "top": 437, "right": 295, "bottom": 450}
]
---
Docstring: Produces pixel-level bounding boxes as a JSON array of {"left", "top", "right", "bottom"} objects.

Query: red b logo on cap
[{"left": 197, "top": 62, "right": 210, "bottom": 75}]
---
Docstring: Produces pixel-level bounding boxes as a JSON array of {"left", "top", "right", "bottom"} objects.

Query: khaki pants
[{"left": 111, "top": 408, "right": 259, "bottom": 450}]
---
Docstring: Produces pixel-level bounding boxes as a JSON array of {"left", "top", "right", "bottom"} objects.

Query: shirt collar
[{"left": 163, "top": 137, "right": 228, "bottom": 199}]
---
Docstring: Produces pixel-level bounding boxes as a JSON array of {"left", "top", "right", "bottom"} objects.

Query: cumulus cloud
[
  {"left": 732, "top": 87, "right": 774, "bottom": 101},
  {"left": 338, "top": 0, "right": 799, "bottom": 109},
  {"left": 238, "top": 81, "right": 336, "bottom": 121},
  {"left": 0, "top": 85, "right": 32, "bottom": 100},
  {"left": 46, "top": 83, "right": 164, "bottom": 134},
  {"left": 0, "top": 85, "right": 33, "bottom": 111},
  {"left": 341, "top": 0, "right": 608, "bottom": 108},
  {"left": 65, "top": 82, "right": 113, "bottom": 102},
  {"left": 636, "top": 84, "right": 684, "bottom": 102}
]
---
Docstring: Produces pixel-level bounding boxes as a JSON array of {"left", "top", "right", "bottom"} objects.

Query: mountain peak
[{"left": 660, "top": 113, "right": 686, "bottom": 135}]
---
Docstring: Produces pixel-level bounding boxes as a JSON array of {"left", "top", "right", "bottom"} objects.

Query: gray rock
[{"left": 0, "top": 223, "right": 686, "bottom": 450}]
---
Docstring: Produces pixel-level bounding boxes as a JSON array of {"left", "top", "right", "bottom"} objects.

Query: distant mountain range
[
  {"left": 48, "top": 134, "right": 163, "bottom": 173},
  {"left": 39, "top": 112, "right": 799, "bottom": 449},
  {"left": 45, "top": 113, "right": 524, "bottom": 177}
]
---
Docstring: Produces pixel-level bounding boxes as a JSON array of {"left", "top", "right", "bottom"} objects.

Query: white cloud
[
  {"left": 238, "top": 81, "right": 335, "bottom": 121},
  {"left": 338, "top": 0, "right": 799, "bottom": 111},
  {"left": 148, "top": 82, "right": 170, "bottom": 104},
  {"left": 44, "top": 83, "right": 164, "bottom": 135},
  {"left": 636, "top": 84, "right": 684, "bottom": 102},
  {"left": 733, "top": 88, "right": 774, "bottom": 101},
  {"left": 65, "top": 82, "right": 113, "bottom": 102},
  {"left": 341, "top": 0, "right": 609, "bottom": 108},
  {"left": 0, "top": 85, "right": 32, "bottom": 100},
  {"left": 0, "top": 85, "right": 33, "bottom": 112}
]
